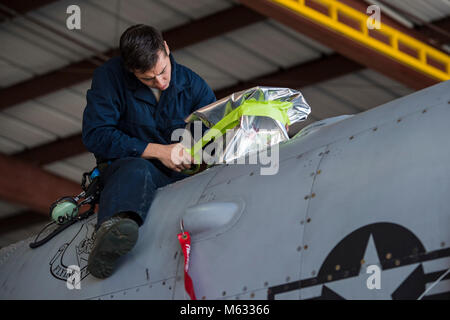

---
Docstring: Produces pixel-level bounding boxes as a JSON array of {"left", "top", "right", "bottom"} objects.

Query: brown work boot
[{"left": 87, "top": 216, "right": 139, "bottom": 279}]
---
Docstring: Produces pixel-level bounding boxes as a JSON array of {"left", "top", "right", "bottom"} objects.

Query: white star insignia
[{"left": 323, "top": 234, "right": 420, "bottom": 299}]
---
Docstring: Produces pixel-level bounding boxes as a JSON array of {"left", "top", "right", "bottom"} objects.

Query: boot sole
[{"left": 88, "top": 219, "right": 139, "bottom": 279}]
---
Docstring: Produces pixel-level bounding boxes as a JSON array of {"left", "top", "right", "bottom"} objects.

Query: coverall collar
[{"left": 123, "top": 54, "right": 187, "bottom": 106}]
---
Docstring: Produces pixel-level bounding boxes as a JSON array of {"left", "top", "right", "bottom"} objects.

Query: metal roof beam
[
  {"left": 0, "top": 153, "right": 81, "bottom": 215},
  {"left": 416, "top": 16, "right": 450, "bottom": 49},
  {"left": 0, "top": 5, "right": 266, "bottom": 112},
  {"left": 0, "top": 0, "right": 58, "bottom": 17},
  {"left": 342, "top": 0, "right": 450, "bottom": 50},
  {"left": 240, "top": 0, "right": 445, "bottom": 90},
  {"left": 15, "top": 133, "right": 90, "bottom": 167},
  {"left": 215, "top": 53, "right": 362, "bottom": 98}
]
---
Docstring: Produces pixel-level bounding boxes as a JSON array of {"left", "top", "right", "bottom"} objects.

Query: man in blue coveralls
[{"left": 82, "top": 25, "right": 216, "bottom": 279}]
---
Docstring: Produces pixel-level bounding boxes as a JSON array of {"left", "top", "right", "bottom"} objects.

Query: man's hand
[{"left": 142, "top": 142, "right": 193, "bottom": 172}]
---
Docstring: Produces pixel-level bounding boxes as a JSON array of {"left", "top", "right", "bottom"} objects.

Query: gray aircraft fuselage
[{"left": 0, "top": 80, "right": 449, "bottom": 300}]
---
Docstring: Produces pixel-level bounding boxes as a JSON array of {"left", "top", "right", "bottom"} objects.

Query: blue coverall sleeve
[
  {"left": 190, "top": 74, "right": 216, "bottom": 113},
  {"left": 82, "top": 67, "right": 148, "bottom": 160}
]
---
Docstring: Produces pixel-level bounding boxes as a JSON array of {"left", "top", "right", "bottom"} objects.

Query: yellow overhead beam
[{"left": 272, "top": 0, "right": 450, "bottom": 81}]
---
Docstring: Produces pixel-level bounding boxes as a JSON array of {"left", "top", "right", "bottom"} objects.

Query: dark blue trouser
[{"left": 96, "top": 157, "right": 188, "bottom": 229}]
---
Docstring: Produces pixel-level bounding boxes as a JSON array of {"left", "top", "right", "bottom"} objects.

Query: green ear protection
[{"left": 49, "top": 196, "right": 79, "bottom": 224}]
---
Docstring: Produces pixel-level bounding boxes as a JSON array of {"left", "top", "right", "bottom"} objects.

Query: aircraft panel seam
[{"left": 297, "top": 144, "right": 330, "bottom": 299}]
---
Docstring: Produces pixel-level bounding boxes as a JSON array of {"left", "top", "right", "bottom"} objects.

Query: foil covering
[{"left": 185, "top": 86, "right": 311, "bottom": 163}]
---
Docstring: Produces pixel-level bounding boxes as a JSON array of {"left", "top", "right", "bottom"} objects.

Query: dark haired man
[{"left": 82, "top": 25, "right": 216, "bottom": 279}]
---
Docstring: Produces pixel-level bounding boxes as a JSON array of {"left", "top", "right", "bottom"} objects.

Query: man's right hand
[{"left": 142, "top": 143, "right": 193, "bottom": 172}]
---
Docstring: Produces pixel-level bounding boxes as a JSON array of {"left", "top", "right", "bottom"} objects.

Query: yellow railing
[{"left": 272, "top": 0, "right": 450, "bottom": 81}]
